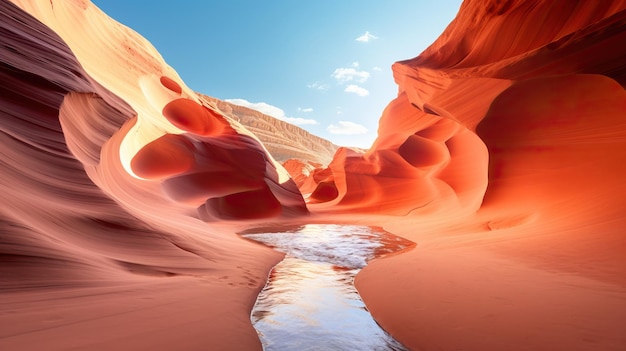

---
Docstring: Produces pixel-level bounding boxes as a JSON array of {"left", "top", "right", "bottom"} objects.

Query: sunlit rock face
[
  {"left": 402, "top": 0, "right": 626, "bottom": 233},
  {"left": 0, "top": 1, "right": 303, "bottom": 347},
  {"left": 1, "top": 0, "right": 267, "bottom": 285},
  {"left": 0, "top": 0, "right": 313, "bottom": 285},
  {"left": 4, "top": 0, "right": 308, "bottom": 221},
  {"left": 307, "top": 0, "right": 626, "bottom": 219},
  {"left": 130, "top": 85, "right": 308, "bottom": 220}
]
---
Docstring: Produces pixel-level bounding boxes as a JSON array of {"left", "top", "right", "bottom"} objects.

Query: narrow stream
[{"left": 241, "top": 224, "right": 414, "bottom": 351}]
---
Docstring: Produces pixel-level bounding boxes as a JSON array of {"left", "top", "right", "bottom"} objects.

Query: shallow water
[{"left": 242, "top": 224, "right": 414, "bottom": 351}]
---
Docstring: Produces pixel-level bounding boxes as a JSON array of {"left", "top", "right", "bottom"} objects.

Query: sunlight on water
[{"left": 242, "top": 224, "right": 414, "bottom": 351}]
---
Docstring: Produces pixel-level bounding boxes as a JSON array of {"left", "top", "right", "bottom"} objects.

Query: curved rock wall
[{"left": 307, "top": 0, "right": 626, "bottom": 221}]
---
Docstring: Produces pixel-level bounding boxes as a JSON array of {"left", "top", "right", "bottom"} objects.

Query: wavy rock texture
[
  {"left": 0, "top": 1, "right": 290, "bottom": 350},
  {"left": 351, "top": 1, "right": 626, "bottom": 350},
  {"left": 6, "top": 0, "right": 307, "bottom": 222},
  {"left": 305, "top": 0, "right": 626, "bottom": 218}
]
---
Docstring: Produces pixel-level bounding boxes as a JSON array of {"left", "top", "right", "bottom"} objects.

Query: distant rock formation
[{"left": 202, "top": 95, "right": 338, "bottom": 166}]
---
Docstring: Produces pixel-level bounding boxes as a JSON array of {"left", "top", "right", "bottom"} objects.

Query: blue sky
[{"left": 92, "top": 1, "right": 462, "bottom": 148}]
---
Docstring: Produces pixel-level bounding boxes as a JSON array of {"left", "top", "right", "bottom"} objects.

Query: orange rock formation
[{"left": 351, "top": 2, "right": 626, "bottom": 350}]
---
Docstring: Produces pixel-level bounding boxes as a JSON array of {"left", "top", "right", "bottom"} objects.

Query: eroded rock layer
[
  {"left": 202, "top": 95, "right": 339, "bottom": 166},
  {"left": 349, "top": 1, "right": 626, "bottom": 350},
  {"left": 305, "top": 0, "right": 626, "bottom": 219},
  {"left": 0, "top": 1, "right": 294, "bottom": 349}
]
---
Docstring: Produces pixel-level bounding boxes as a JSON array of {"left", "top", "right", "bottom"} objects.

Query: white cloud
[
  {"left": 282, "top": 117, "right": 319, "bottom": 125},
  {"left": 307, "top": 81, "right": 330, "bottom": 90},
  {"left": 226, "top": 98, "right": 281, "bottom": 117},
  {"left": 331, "top": 67, "right": 370, "bottom": 84},
  {"left": 327, "top": 121, "right": 368, "bottom": 135},
  {"left": 372, "top": 66, "right": 382, "bottom": 71},
  {"left": 225, "top": 98, "right": 318, "bottom": 125},
  {"left": 344, "top": 84, "right": 370, "bottom": 97},
  {"left": 356, "top": 31, "right": 378, "bottom": 43},
  {"left": 351, "top": 61, "right": 360, "bottom": 68},
  {"left": 298, "top": 107, "right": 314, "bottom": 113}
]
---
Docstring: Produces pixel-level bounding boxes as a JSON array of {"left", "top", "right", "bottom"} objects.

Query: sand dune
[{"left": 2, "top": 0, "right": 626, "bottom": 350}]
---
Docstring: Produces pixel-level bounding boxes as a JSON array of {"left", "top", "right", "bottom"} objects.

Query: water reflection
[{"left": 242, "top": 224, "right": 414, "bottom": 351}]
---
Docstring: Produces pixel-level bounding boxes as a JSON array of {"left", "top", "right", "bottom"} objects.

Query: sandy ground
[
  {"left": 2, "top": 213, "right": 625, "bottom": 351},
  {"left": 355, "top": 217, "right": 626, "bottom": 351}
]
